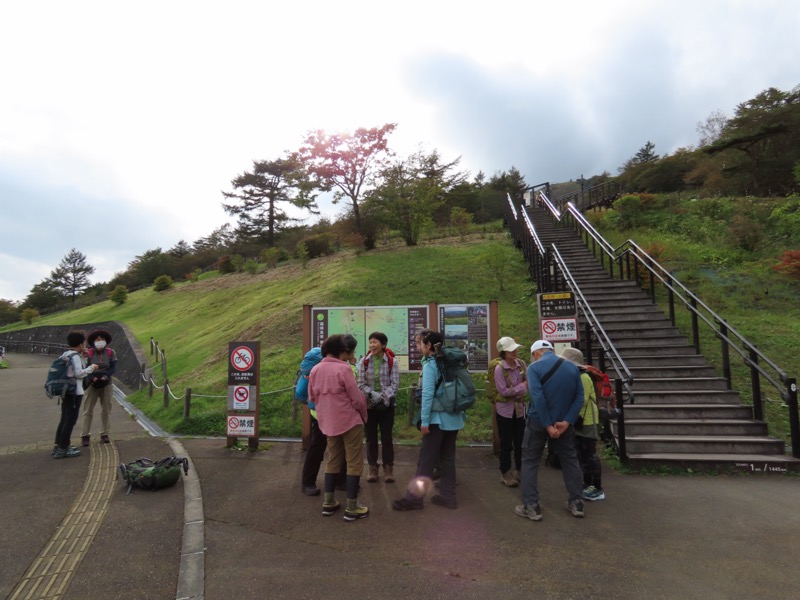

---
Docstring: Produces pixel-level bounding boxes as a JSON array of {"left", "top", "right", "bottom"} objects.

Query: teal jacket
[{"left": 420, "top": 356, "right": 465, "bottom": 431}]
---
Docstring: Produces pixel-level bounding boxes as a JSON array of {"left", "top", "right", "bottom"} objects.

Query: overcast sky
[{"left": 1, "top": 0, "right": 797, "bottom": 302}]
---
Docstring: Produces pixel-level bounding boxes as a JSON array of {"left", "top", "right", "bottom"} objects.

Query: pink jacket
[{"left": 308, "top": 356, "right": 367, "bottom": 436}]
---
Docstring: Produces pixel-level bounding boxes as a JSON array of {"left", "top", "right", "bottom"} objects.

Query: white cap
[
  {"left": 496, "top": 336, "right": 523, "bottom": 353},
  {"left": 530, "top": 339, "right": 554, "bottom": 353}
]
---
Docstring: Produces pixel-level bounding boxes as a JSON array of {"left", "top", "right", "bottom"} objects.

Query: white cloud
[{"left": 0, "top": 0, "right": 798, "bottom": 301}]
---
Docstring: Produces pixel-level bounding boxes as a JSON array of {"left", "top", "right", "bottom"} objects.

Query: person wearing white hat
[
  {"left": 492, "top": 336, "right": 528, "bottom": 487},
  {"left": 515, "top": 339, "right": 585, "bottom": 521}
]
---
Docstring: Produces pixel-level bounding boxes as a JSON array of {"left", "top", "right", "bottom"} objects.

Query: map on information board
[{"left": 311, "top": 305, "right": 429, "bottom": 371}]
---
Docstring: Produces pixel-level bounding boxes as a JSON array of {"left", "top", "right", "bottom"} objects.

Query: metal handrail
[{"left": 543, "top": 192, "right": 799, "bottom": 457}]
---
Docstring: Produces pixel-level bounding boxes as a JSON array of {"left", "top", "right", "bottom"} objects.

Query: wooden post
[
  {"left": 163, "top": 378, "right": 169, "bottom": 408},
  {"left": 139, "top": 364, "right": 146, "bottom": 391},
  {"left": 183, "top": 388, "right": 192, "bottom": 419},
  {"left": 408, "top": 383, "right": 417, "bottom": 426},
  {"left": 148, "top": 376, "right": 154, "bottom": 398}
]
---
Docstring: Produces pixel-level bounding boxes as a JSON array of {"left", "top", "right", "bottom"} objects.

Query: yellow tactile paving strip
[{"left": 9, "top": 442, "right": 118, "bottom": 599}]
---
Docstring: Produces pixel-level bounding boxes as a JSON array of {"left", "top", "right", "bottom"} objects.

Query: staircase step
[
  {"left": 629, "top": 390, "right": 742, "bottom": 404},
  {"left": 623, "top": 377, "right": 730, "bottom": 391},
  {"left": 624, "top": 453, "right": 800, "bottom": 473},
  {"left": 620, "top": 365, "right": 718, "bottom": 378},
  {"left": 624, "top": 435, "right": 785, "bottom": 454},
  {"left": 624, "top": 404, "right": 753, "bottom": 419},
  {"left": 624, "top": 419, "right": 768, "bottom": 436}
]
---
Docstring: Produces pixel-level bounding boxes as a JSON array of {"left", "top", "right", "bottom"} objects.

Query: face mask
[{"left": 95, "top": 340, "right": 107, "bottom": 350}]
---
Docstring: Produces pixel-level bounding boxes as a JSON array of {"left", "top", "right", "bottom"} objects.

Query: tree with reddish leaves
[{"left": 299, "top": 124, "right": 396, "bottom": 249}]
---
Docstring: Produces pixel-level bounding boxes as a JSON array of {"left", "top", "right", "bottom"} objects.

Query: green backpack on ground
[
  {"left": 118, "top": 456, "right": 189, "bottom": 494},
  {"left": 484, "top": 357, "right": 526, "bottom": 404}
]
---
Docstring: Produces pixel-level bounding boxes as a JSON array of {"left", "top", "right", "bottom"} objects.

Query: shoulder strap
[{"left": 540, "top": 357, "right": 565, "bottom": 386}]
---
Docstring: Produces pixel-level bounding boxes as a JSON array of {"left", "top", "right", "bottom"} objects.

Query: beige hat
[
  {"left": 560, "top": 347, "right": 585, "bottom": 366},
  {"left": 496, "top": 336, "right": 523, "bottom": 353},
  {"left": 530, "top": 339, "right": 554, "bottom": 353}
]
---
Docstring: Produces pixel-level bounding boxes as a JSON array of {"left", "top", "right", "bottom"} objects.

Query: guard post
[{"left": 226, "top": 341, "right": 261, "bottom": 451}]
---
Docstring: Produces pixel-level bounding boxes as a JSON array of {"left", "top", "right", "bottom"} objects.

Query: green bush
[
  {"left": 109, "top": 285, "right": 128, "bottom": 305},
  {"left": 297, "top": 233, "right": 335, "bottom": 259},
  {"left": 153, "top": 275, "right": 174, "bottom": 291},
  {"left": 21, "top": 307, "right": 39, "bottom": 325}
]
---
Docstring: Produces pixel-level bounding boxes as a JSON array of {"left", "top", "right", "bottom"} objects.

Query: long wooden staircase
[{"left": 521, "top": 202, "right": 799, "bottom": 472}]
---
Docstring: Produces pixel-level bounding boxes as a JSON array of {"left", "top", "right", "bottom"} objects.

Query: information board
[
  {"left": 311, "top": 305, "right": 429, "bottom": 371},
  {"left": 438, "top": 304, "right": 490, "bottom": 371}
]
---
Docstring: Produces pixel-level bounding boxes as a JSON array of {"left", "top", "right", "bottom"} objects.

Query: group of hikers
[{"left": 299, "top": 329, "right": 615, "bottom": 522}]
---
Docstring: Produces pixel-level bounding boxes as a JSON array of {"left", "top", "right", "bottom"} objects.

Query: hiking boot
[
  {"left": 501, "top": 471, "right": 519, "bottom": 487},
  {"left": 514, "top": 503, "right": 543, "bottom": 521},
  {"left": 582, "top": 486, "right": 605, "bottom": 502},
  {"left": 343, "top": 504, "right": 370, "bottom": 522},
  {"left": 367, "top": 466, "right": 379, "bottom": 482},
  {"left": 53, "top": 448, "right": 68, "bottom": 459},
  {"left": 392, "top": 497, "right": 424, "bottom": 511},
  {"left": 81, "top": 435, "right": 90, "bottom": 447},
  {"left": 65, "top": 447, "right": 81, "bottom": 458},
  {"left": 301, "top": 485, "right": 320, "bottom": 496},
  {"left": 565, "top": 499, "right": 585, "bottom": 518},
  {"left": 431, "top": 494, "right": 458, "bottom": 509},
  {"left": 101, "top": 434, "right": 110, "bottom": 444},
  {"left": 383, "top": 464, "right": 395, "bottom": 483},
  {"left": 321, "top": 499, "right": 340, "bottom": 516}
]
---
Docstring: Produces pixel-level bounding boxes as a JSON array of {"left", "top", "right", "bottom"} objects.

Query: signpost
[
  {"left": 226, "top": 341, "right": 260, "bottom": 450},
  {"left": 537, "top": 292, "right": 579, "bottom": 343}
]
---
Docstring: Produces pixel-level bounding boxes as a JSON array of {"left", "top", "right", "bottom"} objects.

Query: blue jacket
[
  {"left": 526, "top": 350, "right": 584, "bottom": 427},
  {"left": 421, "top": 357, "right": 465, "bottom": 431}
]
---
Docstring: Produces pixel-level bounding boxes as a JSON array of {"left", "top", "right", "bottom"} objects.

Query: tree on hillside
[
  {"left": 697, "top": 109, "right": 728, "bottom": 147},
  {"left": 0, "top": 299, "right": 20, "bottom": 326},
  {"left": 298, "top": 124, "right": 396, "bottom": 249},
  {"left": 168, "top": 240, "right": 193, "bottom": 258},
  {"left": 489, "top": 166, "right": 528, "bottom": 199},
  {"left": 128, "top": 248, "right": 175, "bottom": 286},
  {"left": 49, "top": 248, "right": 95, "bottom": 307},
  {"left": 704, "top": 86, "right": 800, "bottom": 195},
  {"left": 222, "top": 154, "right": 317, "bottom": 248},
  {"left": 193, "top": 224, "right": 236, "bottom": 252},
  {"left": 371, "top": 149, "right": 467, "bottom": 246}
]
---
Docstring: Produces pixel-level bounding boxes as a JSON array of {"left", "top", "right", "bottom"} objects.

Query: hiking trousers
[
  {"left": 520, "top": 419, "right": 583, "bottom": 506},
  {"left": 81, "top": 383, "right": 112, "bottom": 437}
]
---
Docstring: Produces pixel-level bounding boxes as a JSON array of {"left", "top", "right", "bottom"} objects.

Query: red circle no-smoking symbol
[
  {"left": 542, "top": 320, "right": 557, "bottom": 335},
  {"left": 228, "top": 416, "right": 240, "bottom": 429},
  {"left": 231, "top": 346, "right": 254, "bottom": 371}
]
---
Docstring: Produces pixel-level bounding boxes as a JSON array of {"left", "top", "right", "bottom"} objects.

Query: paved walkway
[{"left": 1, "top": 352, "right": 799, "bottom": 599}]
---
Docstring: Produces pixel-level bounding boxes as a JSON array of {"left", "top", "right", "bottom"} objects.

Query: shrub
[
  {"left": 450, "top": 206, "right": 474, "bottom": 242},
  {"left": 243, "top": 259, "right": 259, "bottom": 274},
  {"left": 21, "top": 307, "right": 39, "bottom": 325},
  {"left": 772, "top": 250, "right": 800, "bottom": 280},
  {"left": 153, "top": 275, "right": 174, "bottom": 291},
  {"left": 295, "top": 242, "right": 310, "bottom": 269},
  {"left": 260, "top": 247, "right": 282, "bottom": 268},
  {"left": 613, "top": 195, "right": 644, "bottom": 230},
  {"left": 297, "top": 233, "right": 335, "bottom": 259},
  {"left": 185, "top": 268, "right": 202, "bottom": 283},
  {"left": 216, "top": 255, "right": 236, "bottom": 274},
  {"left": 109, "top": 285, "right": 128, "bottom": 306}
]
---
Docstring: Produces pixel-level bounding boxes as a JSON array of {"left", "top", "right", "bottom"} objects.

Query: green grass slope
[{"left": 10, "top": 234, "right": 537, "bottom": 443}]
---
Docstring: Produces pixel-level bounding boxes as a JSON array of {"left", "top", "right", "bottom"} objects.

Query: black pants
[
  {"left": 365, "top": 406, "right": 395, "bottom": 466},
  {"left": 55, "top": 394, "right": 83, "bottom": 449},
  {"left": 495, "top": 411, "right": 524, "bottom": 473},
  {"left": 405, "top": 425, "right": 458, "bottom": 503},
  {"left": 575, "top": 435, "right": 602, "bottom": 489}
]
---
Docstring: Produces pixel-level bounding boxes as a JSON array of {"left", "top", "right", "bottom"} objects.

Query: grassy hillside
[{"left": 7, "top": 232, "right": 538, "bottom": 443}]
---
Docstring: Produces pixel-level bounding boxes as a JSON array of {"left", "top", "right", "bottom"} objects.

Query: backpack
[
  {"left": 118, "top": 456, "right": 189, "bottom": 495},
  {"left": 293, "top": 347, "right": 323, "bottom": 405},
  {"left": 44, "top": 351, "right": 78, "bottom": 400},
  {"left": 433, "top": 346, "right": 476, "bottom": 413},
  {"left": 582, "top": 365, "right": 616, "bottom": 411},
  {"left": 484, "top": 357, "right": 526, "bottom": 404}
]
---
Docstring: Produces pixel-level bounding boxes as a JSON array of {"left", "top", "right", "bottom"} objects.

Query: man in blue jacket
[{"left": 515, "top": 340, "right": 585, "bottom": 521}]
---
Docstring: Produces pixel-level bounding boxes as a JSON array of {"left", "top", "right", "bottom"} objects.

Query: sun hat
[
  {"left": 530, "top": 339, "right": 553, "bottom": 353},
  {"left": 496, "top": 336, "right": 523, "bottom": 353}
]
